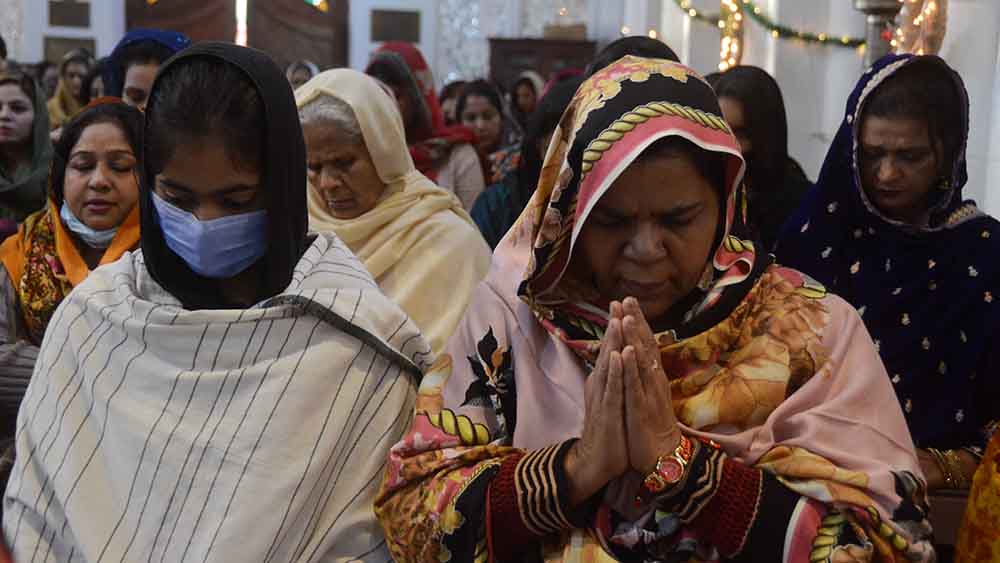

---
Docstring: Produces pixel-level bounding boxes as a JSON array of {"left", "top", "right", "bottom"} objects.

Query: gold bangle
[
  {"left": 943, "top": 449, "right": 970, "bottom": 489},
  {"left": 928, "top": 448, "right": 958, "bottom": 489}
]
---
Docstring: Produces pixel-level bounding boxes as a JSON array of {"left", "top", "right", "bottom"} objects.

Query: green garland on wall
[{"left": 672, "top": 0, "right": 866, "bottom": 48}]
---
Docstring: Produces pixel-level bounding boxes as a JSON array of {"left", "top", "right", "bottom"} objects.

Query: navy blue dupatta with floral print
[{"left": 775, "top": 54, "right": 1000, "bottom": 454}]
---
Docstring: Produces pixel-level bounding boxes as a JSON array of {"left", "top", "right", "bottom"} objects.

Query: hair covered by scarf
[
  {"left": 366, "top": 43, "right": 477, "bottom": 181},
  {"left": 139, "top": 43, "right": 308, "bottom": 310},
  {"left": 375, "top": 56, "right": 933, "bottom": 563},
  {"left": 0, "top": 98, "right": 142, "bottom": 343}
]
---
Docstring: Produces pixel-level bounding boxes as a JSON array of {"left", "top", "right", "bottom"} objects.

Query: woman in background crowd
[
  {"left": 457, "top": 79, "right": 523, "bottom": 184},
  {"left": 439, "top": 80, "right": 466, "bottom": 126},
  {"left": 0, "top": 99, "right": 142, "bottom": 444},
  {"left": 0, "top": 73, "right": 51, "bottom": 229},
  {"left": 46, "top": 49, "right": 91, "bottom": 130},
  {"left": 472, "top": 76, "right": 582, "bottom": 249},
  {"left": 510, "top": 70, "right": 545, "bottom": 130},
  {"left": 286, "top": 59, "right": 319, "bottom": 91},
  {"left": 36, "top": 62, "right": 59, "bottom": 102},
  {"left": 366, "top": 43, "right": 485, "bottom": 210},
  {"left": 106, "top": 28, "right": 191, "bottom": 111},
  {"left": 714, "top": 65, "right": 810, "bottom": 251},
  {"left": 81, "top": 57, "right": 108, "bottom": 104},
  {"left": 299, "top": 68, "right": 490, "bottom": 357},
  {"left": 776, "top": 54, "right": 999, "bottom": 493}
]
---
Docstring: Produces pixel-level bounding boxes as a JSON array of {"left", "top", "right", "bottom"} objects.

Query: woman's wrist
[
  {"left": 565, "top": 439, "right": 611, "bottom": 507},
  {"left": 925, "top": 447, "right": 972, "bottom": 489},
  {"left": 637, "top": 429, "right": 684, "bottom": 476}
]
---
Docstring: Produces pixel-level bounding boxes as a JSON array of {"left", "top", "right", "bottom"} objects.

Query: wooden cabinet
[{"left": 488, "top": 38, "right": 596, "bottom": 90}]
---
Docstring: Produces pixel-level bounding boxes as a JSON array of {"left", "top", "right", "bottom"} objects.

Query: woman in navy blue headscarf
[
  {"left": 105, "top": 28, "right": 191, "bottom": 110},
  {"left": 775, "top": 54, "right": 1000, "bottom": 492}
]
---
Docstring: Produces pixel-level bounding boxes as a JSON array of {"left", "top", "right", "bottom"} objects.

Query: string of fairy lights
[
  {"left": 141, "top": 0, "right": 945, "bottom": 70},
  {"left": 146, "top": 0, "right": 330, "bottom": 10},
  {"left": 672, "top": 0, "right": 947, "bottom": 72}
]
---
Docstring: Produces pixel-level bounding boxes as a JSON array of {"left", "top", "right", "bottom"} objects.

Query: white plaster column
[{"left": 939, "top": 0, "right": 1000, "bottom": 210}]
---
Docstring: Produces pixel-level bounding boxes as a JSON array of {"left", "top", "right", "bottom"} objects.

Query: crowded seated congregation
[{"left": 0, "top": 1, "right": 997, "bottom": 561}]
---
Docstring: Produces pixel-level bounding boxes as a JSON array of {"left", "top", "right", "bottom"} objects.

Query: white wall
[
  {"left": 18, "top": 0, "right": 126, "bottom": 61},
  {"left": 658, "top": 0, "right": 1000, "bottom": 214},
  {"left": 661, "top": 0, "right": 866, "bottom": 180},
  {"left": 349, "top": 0, "right": 439, "bottom": 72},
  {"left": 941, "top": 0, "right": 1000, "bottom": 212}
]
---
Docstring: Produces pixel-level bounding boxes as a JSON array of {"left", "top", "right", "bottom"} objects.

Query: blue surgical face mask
[
  {"left": 60, "top": 202, "right": 119, "bottom": 249},
  {"left": 152, "top": 192, "right": 268, "bottom": 279}
]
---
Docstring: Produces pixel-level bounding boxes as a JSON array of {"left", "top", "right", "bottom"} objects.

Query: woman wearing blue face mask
[
  {"left": 3, "top": 43, "right": 430, "bottom": 561},
  {"left": 0, "top": 98, "right": 142, "bottom": 448}
]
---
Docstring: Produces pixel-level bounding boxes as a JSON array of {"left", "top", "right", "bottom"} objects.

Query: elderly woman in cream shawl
[{"left": 297, "top": 69, "right": 491, "bottom": 357}]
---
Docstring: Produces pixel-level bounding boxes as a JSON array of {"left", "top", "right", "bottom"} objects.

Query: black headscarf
[
  {"left": 140, "top": 42, "right": 308, "bottom": 310},
  {"left": 714, "top": 65, "right": 810, "bottom": 251}
]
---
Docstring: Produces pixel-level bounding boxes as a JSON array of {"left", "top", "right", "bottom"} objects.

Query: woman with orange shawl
[
  {"left": 0, "top": 99, "right": 141, "bottom": 441},
  {"left": 366, "top": 42, "right": 485, "bottom": 210},
  {"left": 376, "top": 57, "right": 934, "bottom": 562}
]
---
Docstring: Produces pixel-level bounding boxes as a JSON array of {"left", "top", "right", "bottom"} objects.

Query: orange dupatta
[{"left": 0, "top": 199, "right": 140, "bottom": 344}]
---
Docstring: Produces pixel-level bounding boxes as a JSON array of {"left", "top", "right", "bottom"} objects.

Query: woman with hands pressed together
[{"left": 377, "top": 57, "right": 934, "bottom": 562}]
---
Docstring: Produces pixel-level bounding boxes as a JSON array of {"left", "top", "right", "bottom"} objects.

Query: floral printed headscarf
[{"left": 513, "top": 55, "right": 764, "bottom": 362}]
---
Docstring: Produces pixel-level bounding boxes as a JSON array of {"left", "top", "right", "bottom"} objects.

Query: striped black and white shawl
[{"left": 3, "top": 233, "right": 430, "bottom": 562}]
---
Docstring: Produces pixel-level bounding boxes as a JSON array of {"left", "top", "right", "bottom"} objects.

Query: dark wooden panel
[
  {"left": 49, "top": 1, "right": 90, "bottom": 28},
  {"left": 247, "top": 0, "right": 348, "bottom": 71},
  {"left": 489, "top": 38, "right": 595, "bottom": 91},
  {"left": 371, "top": 9, "right": 420, "bottom": 43},
  {"left": 125, "top": 0, "right": 236, "bottom": 44}
]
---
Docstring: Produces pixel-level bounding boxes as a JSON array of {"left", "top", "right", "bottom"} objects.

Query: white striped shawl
[{"left": 3, "top": 233, "right": 430, "bottom": 562}]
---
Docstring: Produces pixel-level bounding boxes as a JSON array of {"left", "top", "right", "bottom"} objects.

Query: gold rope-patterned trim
[
  {"left": 581, "top": 102, "right": 732, "bottom": 176},
  {"left": 424, "top": 409, "right": 491, "bottom": 446}
]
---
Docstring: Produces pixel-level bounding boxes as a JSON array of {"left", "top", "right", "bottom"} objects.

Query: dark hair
[
  {"left": 60, "top": 49, "right": 92, "bottom": 74},
  {"left": 862, "top": 57, "right": 963, "bottom": 181},
  {"left": 365, "top": 52, "right": 431, "bottom": 136},
  {"left": 586, "top": 36, "right": 679, "bottom": 77},
  {"left": 637, "top": 136, "right": 727, "bottom": 202},
  {"left": 703, "top": 72, "right": 722, "bottom": 89},
  {"left": 81, "top": 58, "right": 108, "bottom": 105},
  {"left": 0, "top": 72, "right": 38, "bottom": 105},
  {"left": 146, "top": 57, "right": 265, "bottom": 175},
  {"left": 35, "top": 61, "right": 55, "bottom": 77},
  {"left": 713, "top": 66, "right": 788, "bottom": 195},
  {"left": 439, "top": 80, "right": 466, "bottom": 103},
  {"left": 51, "top": 102, "right": 144, "bottom": 203},
  {"left": 119, "top": 39, "right": 175, "bottom": 74},
  {"left": 367, "top": 61, "right": 404, "bottom": 90},
  {"left": 0, "top": 35, "right": 6, "bottom": 61},
  {"left": 514, "top": 76, "right": 583, "bottom": 208},
  {"left": 286, "top": 61, "right": 313, "bottom": 76},
  {"left": 512, "top": 77, "right": 537, "bottom": 96},
  {"left": 455, "top": 79, "right": 504, "bottom": 125}
]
